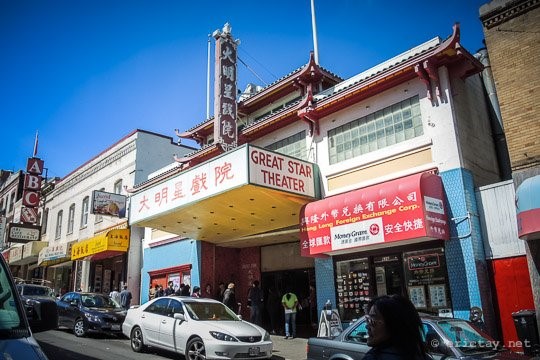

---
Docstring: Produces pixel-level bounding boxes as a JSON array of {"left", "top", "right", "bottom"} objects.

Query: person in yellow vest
[{"left": 281, "top": 290, "right": 298, "bottom": 339}]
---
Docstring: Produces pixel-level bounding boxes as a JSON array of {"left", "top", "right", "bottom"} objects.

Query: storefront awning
[
  {"left": 516, "top": 175, "right": 540, "bottom": 241},
  {"left": 38, "top": 240, "right": 76, "bottom": 267},
  {"left": 8, "top": 241, "right": 48, "bottom": 265},
  {"left": 71, "top": 229, "right": 130, "bottom": 261},
  {"left": 300, "top": 172, "right": 449, "bottom": 257},
  {"left": 129, "top": 144, "right": 320, "bottom": 247}
]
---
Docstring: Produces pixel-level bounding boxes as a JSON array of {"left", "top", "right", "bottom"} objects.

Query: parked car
[
  {"left": 307, "top": 313, "right": 531, "bottom": 360},
  {"left": 122, "top": 296, "right": 273, "bottom": 359},
  {"left": 16, "top": 281, "right": 57, "bottom": 331},
  {"left": 56, "top": 291, "right": 126, "bottom": 337},
  {"left": 0, "top": 254, "right": 58, "bottom": 359}
]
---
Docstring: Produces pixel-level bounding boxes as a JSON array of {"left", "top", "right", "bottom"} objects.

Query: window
[
  {"left": 41, "top": 208, "right": 49, "bottom": 234},
  {"left": 67, "top": 204, "right": 75, "bottom": 234},
  {"left": 95, "top": 188, "right": 104, "bottom": 223},
  {"left": 80, "top": 196, "right": 89, "bottom": 228},
  {"left": 328, "top": 96, "right": 422, "bottom": 164},
  {"left": 114, "top": 180, "right": 123, "bottom": 194},
  {"left": 55, "top": 210, "right": 63, "bottom": 239},
  {"left": 8, "top": 192, "right": 15, "bottom": 212},
  {"left": 167, "top": 299, "right": 184, "bottom": 317},
  {"left": 145, "top": 298, "right": 169, "bottom": 316},
  {"left": 266, "top": 131, "right": 307, "bottom": 160}
]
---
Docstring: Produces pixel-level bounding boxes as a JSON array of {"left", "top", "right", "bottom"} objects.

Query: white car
[{"left": 122, "top": 296, "right": 273, "bottom": 359}]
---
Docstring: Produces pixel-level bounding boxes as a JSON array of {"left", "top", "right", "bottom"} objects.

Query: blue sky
[{"left": 1, "top": 0, "right": 488, "bottom": 179}]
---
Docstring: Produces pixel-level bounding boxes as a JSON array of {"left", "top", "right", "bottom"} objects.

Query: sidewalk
[{"left": 270, "top": 334, "right": 308, "bottom": 360}]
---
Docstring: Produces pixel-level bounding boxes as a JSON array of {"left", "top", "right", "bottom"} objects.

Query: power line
[
  {"left": 237, "top": 56, "right": 268, "bottom": 86},
  {"left": 238, "top": 47, "right": 279, "bottom": 81}
]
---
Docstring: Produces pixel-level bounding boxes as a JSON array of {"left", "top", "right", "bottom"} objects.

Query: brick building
[{"left": 480, "top": 0, "right": 540, "bottom": 348}]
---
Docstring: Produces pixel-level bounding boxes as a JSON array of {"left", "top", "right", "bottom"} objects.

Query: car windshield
[
  {"left": 19, "top": 285, "right": 54, "bottom": 297},
  {"left": 436, "top": 320, "right": 496, "bottom": 351},
  {"left": 0, "top": 258, "right": 28, "bottom": 339},
  {"left": 81, "top": 294, "right": 121, "bottom": 309},
  {"left": 183, "top": 301, "right": 239, "bottom": 321}
]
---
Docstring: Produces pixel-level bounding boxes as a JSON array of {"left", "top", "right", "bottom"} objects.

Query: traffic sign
[{"left": 21, "top": 207, "right": 38, "bottom": 224}]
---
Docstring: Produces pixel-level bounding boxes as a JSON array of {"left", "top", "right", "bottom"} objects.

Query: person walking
[
  {"left": 120, "top": 285, "right": 132, "bottom": 310},
  {"left": 266, "top": 287, "right": 281, "bottom": 334},
  {"left": 109, "top": 287, "right": 121, "bottom": 305},
  {"left": 204, "top": 283, "right": 213, "bottom": 298},
  {"left": 148, "top": 284, "right": 156, "bottom": 301},
  {"left": 222, "top": 282, "right": 238, "bottom": 313},
  {"left": 191, "top": 286, "right": 201, "bottom": 298},
  {"left": 247, "top": 280, "right": 264, "bottom": 326},
  {"left": 155, "top": 284, "right": 164, "bottom": 298},
  {"left": 164, "top": 281, "right": 175, "bottom": 296},
  {"left": 364, "top": 294, "right": 429, "bottom": 360},
  {"left": 215, "top": 282, "right": 226, "bottom": 302},
  {"left": 281, "top": 290, "right": 299, "bottom": 339}
]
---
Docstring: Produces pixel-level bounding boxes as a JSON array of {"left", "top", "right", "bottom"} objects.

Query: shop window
[
  {"left": 328, "top": 96, "right": 422, "bottom": 164},
  {"left": 403, "top": 247, "right": 452, "bottom": 316},
  {"left": 335, "top": 257, "right": 371, "bottom": 322}
]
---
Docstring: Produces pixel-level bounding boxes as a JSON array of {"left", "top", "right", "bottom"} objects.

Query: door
[
  {"left": 141, "top": 298, "right": 169, "bottom": 346},
  {"left": 160, "top": 299, "right": 185, "bottom": 352},
  {"left": 373, "top": 255, "right": 404, "bottom": 297}
]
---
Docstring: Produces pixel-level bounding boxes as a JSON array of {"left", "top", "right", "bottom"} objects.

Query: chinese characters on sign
[
  {"left": 213, "top": 23, "right": 238, "bottom": 152},
  {"left": 129, "top": 145, "right": 317, "bottom": 225},
  {"left": 300, "top": 172, "right": 449, "bottom": 256}
]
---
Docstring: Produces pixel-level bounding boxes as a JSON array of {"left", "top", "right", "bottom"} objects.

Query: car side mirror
[
  {"left": 173, "top": 313, "right": 186, "bottom": 321},
  {"left": 30, "top": 301, "right": 58, "bottom": 333}
]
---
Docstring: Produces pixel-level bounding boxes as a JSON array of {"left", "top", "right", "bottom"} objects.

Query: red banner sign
[{"left": 300, "top": 172, "right": 449, "bottom": 257}]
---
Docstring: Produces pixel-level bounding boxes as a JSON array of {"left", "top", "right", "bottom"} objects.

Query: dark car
[
  {"left": 16, "top": 282, "right": 58, "bottom": 331},
  {"left": 307, "top": 314, "right": 531, "bottom": 360},
  {"left": 56, "top": 291, "right": 126, "bottom": 337},
  {"left": 0, "top": 254, "right": 57, "bottom": 359}
]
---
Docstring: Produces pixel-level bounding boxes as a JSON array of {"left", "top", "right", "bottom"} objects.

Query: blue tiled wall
[
  {"left": 140, "top": 239, "right": 201, "bottom": 303},
  {"left": 314, "top": 257, "right": 336, "bottom": 323},
  {"left": 440, "top": 168, "right": 489, "bottom": 320}
]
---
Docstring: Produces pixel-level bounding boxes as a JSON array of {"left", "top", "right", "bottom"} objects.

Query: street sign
[
  {"left": 20, "top": 207, "right": 38, "bottom": 224},
  {"left": 7, "top": 223, "right": 41, "bottom": 243}
]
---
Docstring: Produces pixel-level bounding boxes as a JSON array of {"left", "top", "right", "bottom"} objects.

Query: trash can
[{"left": 512, "top": 309, "right": 540, "bottom": 356}]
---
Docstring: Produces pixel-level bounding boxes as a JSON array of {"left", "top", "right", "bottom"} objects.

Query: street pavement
[
  {"left": 35, "top": 329, "right": 309, "bottom": 360},
  {"left": 270, "top": 334, "right": 308, "bottom": 360}
]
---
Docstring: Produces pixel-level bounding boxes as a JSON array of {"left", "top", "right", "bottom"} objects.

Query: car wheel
[
  {"left": 73, "top": 318, "right": 86, "bottom": 337},
  {"left": 130, "top": 326, "right": 146, "bottom": 353},
  {"left": 186, "top": 336, "right": 206, "bottom": 360}
]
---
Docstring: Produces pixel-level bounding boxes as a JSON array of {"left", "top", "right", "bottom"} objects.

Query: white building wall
[
  {"left": 476, "top": 180, "right": 526, "bottom": 259},
  {"left": 44, "top": 130, "right": 193, "bottom": 301}
]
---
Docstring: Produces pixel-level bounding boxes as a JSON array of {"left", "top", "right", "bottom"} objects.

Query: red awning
[{"left": 300, "top": 172, "right": 449, "bottom": 257}]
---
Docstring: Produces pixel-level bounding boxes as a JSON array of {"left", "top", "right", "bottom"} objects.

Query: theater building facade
[{"left": 130, "top": 24, "right": 505, "bottom": 334}]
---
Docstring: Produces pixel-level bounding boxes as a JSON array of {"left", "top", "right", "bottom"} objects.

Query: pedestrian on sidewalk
[
  {"left": 247, "top": 280, "right": 264, "bottom": 326},
  {"left": 120, "top": 285, "right": 132, "bottom": 310},
  {"left": 281, "top": 290, "right": 298, "bottom": 339}
]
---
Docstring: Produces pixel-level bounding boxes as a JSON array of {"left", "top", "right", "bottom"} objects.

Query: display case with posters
[
  {"left": 403, "top": 247, "right": 452, "bottom": 314},
  {"left": 335, "top": 257, "right": 371, "bottom": 322}
]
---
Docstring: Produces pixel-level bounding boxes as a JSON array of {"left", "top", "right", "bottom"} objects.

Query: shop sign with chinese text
[
  {"left": 130, "top": 145, "right": 317, "bottom": 224},
  {"left": 300, "top": 172, "right": 449, "bottom": 256},
  {"left": 7, "top": 223, "right": 41, "bottom": 243}
]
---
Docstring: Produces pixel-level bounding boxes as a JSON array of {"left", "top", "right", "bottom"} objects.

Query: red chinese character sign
[
  {"left": 300, "top": 172, "right": 449, "bottom": 257},
  {"left": 213, "top": 23, "right": 239, "bottom": 152}
]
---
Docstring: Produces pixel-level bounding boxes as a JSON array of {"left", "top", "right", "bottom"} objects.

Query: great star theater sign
[
  {"left": 300, "top": 172, "right": 449, "bottom": 257},
  {"left": 129, "top": 144, "right": 317, "bottom": 225}
]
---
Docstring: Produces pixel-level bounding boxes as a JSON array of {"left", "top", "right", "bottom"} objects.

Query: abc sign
[{"left": 22, "top": 190, "right": 40, "bottom": 207}]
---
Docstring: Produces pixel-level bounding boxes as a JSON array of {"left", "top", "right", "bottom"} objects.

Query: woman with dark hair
[{"left": 365, "top": 294, "right": 429, "bottom": 360}]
